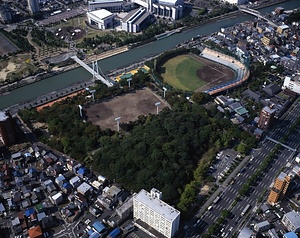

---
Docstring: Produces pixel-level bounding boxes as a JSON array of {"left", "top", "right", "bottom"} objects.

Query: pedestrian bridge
[
  {"left": 239, "top": 7, "right": 278, "bottom": 28},
  {"left": 71, "top": 56, "right": 114, "bottom": 87}
]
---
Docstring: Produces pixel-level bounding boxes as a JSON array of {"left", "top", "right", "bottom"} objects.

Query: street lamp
[
  {"left": 163, "top": 87, "right": 167, "bottom": 98},
  {"left": 115, "top": 116, "right": 121, "bottom": 132},
  {"left": 78, "top": 105, "right": 83, "bottom": 118},
  {"left": 155, "top": 102, "right": 161, "bottom": 115},
  {"left": 90, "top": 89, "right": 96, "bottom": 102},
  {"left": 127, "top": 78, "right": 132, "bottom": 88}
]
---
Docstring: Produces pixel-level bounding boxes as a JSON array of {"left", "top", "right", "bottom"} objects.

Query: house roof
[
  {"left": 25, "top": 207, "right": 35, "bottom": 217},
  {"left": 28, "top": 225, "right": 43, "bottom": 238},
  {"left": 92, "top": 221, "right": 106, "bottom": 233}
]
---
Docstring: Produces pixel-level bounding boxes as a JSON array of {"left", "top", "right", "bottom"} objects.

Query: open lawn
[
  {"left": 162, "top": 55, "right": 207, "bottom": 91},
  {"left": 162, "top": 54, "right": 235, "bottom": 92}
]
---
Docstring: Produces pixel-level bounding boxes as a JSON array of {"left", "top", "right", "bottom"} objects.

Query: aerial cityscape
[{"left": 0, "top": 0, "right": 300, "bottom": 237}]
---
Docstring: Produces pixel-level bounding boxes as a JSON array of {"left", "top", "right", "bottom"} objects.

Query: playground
[{"left": 86, "top": 88, "right": 169, "bottom": 130}]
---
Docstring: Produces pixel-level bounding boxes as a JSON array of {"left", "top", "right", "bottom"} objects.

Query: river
[{"left": 1, "top": 0, "right": 300, "bottom": 110}]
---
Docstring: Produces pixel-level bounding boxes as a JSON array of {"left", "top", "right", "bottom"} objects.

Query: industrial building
[
  {"left": 87, "top": 9, "right": 116, "bottom": 29},
  {"left": 133, "top": 188, "right": 180, "bottom": 238}
]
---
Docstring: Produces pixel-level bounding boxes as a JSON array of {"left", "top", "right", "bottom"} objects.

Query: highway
[{"left": 188, "top": 102, "right": 300, "bottom": 237}]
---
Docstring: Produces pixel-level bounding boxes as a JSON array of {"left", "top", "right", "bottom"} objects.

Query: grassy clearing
[{"left": 162, "top": 55, "right": 207, "bottom": 91}]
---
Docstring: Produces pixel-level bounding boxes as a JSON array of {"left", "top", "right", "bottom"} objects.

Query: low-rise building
[
  {"left": 254, "top": 220, "right": 271, "bottom": 232},
  {"left": 87, "top": 9, "right": 115, "bottom": 29},
  {"left": 282, "top": 211, "right": 300, "bottom": 232}
]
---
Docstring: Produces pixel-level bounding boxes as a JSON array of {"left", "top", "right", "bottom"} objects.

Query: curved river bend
[{"left": 0, "top": 0, "right": 299, "bottom": 109}]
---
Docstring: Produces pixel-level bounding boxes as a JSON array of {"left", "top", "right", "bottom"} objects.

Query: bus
[
  {"left": 241, "top": 204, "right": 251, "bottom": 216},
  {"left": 213, "top": 196, "right": 221, "bottom": 204}
]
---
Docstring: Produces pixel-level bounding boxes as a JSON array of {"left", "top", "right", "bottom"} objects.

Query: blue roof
[
  {"left": 77, "top": 167, "right": 87, "bottom": 175},
  {"left": 88, "top": 229, "right": 94, "bottom": 235},
  {"left": 89, "top": 232, "right": 100, "bottom": 238},
  {"left": 29, "top": 168, "right": 37, "bottom": 173},
  {"left": 108, "top": 228, "right": 121, "bottom": 238},
  {"left": 25, "top": 207, "right": 35, "bottom": 217},
  {"left": 13, "top": 171, "right": 23, "bottom": 177},
  {"left": 62, "top": 182, "right": 72, "bottom": 189},
  {"left": 284, "top": 232, "right": 298, "bottom": 238},
  {"left": 92, "top": 221, "right": 106, "bottom": 233}
]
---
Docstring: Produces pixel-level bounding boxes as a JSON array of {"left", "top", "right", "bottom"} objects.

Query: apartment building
[
  {"left": 267, "top": 172, "right": 291, "bottom": 205},
  {"left": 133, "top": 188, "right": 180, "bottom": 238}
]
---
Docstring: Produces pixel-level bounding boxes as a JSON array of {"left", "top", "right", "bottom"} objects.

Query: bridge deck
[{"left": 71, "top": 56, "right": 114, "bottom": 87}]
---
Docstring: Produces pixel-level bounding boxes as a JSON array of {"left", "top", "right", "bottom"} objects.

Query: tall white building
[
  {"left": 133, "top": 188, "right": 180, "bottom": 238},
  {"left": 282, "top": 75, "right": 300, "bottom": 94},
  {"left": 27, "top": 0, "right": 40, "bottom": 14}
]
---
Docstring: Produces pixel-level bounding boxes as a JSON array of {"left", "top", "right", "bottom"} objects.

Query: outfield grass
[{"left": 162, "top": 55, "right": 207, "bottom": 91}]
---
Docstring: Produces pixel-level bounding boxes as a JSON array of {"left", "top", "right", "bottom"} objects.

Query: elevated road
[
  {"left": 239, "top": 7, "right": 278, "bottom": 28},
  {"left": 71, "top": 56, "right": 114, "bottom": 87}
]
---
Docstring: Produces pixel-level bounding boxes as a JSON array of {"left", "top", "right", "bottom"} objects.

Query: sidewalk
[{"left": 196, "top": 155, "right": 251, "bottom": 218}]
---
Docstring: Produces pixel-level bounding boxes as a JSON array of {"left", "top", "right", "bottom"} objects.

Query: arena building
[{"left": 87, "top": 9, "right": 116, "bottom": 29}]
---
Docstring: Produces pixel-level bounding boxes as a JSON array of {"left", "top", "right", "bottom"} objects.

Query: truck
[{"left": 241, "top": 204, "right": 251, "bottom": 216}]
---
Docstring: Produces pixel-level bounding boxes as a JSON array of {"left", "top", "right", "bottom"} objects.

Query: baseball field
[
  {"left": 86, "top": 88, "right": 169, "bottom": 131},
  {"left": 161, "top": 54, "right": 235, "bottom": 92}
]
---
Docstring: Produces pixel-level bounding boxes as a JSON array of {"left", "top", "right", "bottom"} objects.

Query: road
[{"left": 188, "top": 101, "right": 300, "bottom": 237}]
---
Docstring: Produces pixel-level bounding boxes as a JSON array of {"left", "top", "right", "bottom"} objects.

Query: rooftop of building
[
  {"left": 88, "top": 9, "right": 114, "bottom": 20},
  {"left": 283, "top": 210, "right": 300, "bottom": 227},
  {"left": 134, "top": 189, "right": 180, "bottom": 221}
]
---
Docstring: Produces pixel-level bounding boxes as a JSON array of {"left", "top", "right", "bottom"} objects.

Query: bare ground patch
[
  {"left": 86, "top": 88, "right": 169, "bottom": 131},
  {"left": 190, "top": 56, "right": 235, "bottom": 92}
]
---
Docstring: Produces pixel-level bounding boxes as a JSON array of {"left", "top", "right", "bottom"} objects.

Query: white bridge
[
  {"left": 239, "top": 7, "right": 278, "bottom": 28},
  {"left": 71, "top": 56, "right": 114, "bottom": 87}
]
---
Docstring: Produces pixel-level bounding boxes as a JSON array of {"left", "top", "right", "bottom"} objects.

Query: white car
[{"left": 229, "top": 227, "right": 233, "bottom": 232}]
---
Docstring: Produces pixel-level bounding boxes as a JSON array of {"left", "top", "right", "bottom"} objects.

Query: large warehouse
[{"left": 87, "top": 9, "right": 115, "bottom": 29}]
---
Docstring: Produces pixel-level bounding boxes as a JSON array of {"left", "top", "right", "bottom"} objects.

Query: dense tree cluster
[
  {"left": 0, "top": 29, "right": 34, "bottom": 53},
  {"left": 31, "top": 27, "right": 65, "bottom": 47}
]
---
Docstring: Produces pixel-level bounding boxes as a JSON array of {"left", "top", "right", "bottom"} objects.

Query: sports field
[{"left": 161, "top": 54, "right": 235, "bottom": 92}]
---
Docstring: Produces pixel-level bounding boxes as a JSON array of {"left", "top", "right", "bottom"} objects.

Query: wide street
[{"left": 188, "top": 101, "right": 300, "bottom": 237}]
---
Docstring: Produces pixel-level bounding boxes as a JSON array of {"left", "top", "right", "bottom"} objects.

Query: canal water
[{"left": 0, "top": 0, "right": 299, "bottom": 109}]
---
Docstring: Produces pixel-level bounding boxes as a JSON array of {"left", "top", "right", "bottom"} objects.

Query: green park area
[{"left": 162, "top": 55, "right": 207, "bottom": 91}]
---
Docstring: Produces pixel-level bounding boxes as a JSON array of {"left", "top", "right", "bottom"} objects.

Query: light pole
[
  {"left": 163, "top": 87, "right": 167, "bottom": 98},
  {"left": 127, "top": 78, "right": 132, "bottom": 88},
  {"left": 78, "top": 105, "right": 83, "bottom": 118},
  {"left": 155, "top": 102, "right": 161, "bottom": 115},
  {"left": 115, "top": 117, "right": 121, "bottom": 132},
  {"left": 90, "top": 89, "right": 96, "bottom": 102}
]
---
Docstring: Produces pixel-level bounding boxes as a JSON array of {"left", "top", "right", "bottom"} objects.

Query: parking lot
[{"left": 210, "top": 149, "right": 240, "bottom": 181}]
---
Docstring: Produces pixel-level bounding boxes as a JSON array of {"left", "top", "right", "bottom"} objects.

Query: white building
[
  {"left": 121, "top": 8, "right": 150, "bottom": 33},
  {"left": 50, "top": 192, "right": 64, "bottom": 205},
  {"left": 132, "top": 0, "right": 183, "bottom": 20},
  {"left": 152, "top": 0, "right": 183, "bottom": 20},
  {"left": 222, "top": 0, "right": 247, "bottom": 4},
  {"left": 282, "top": 210, "right": 300, "bottom": 232},
  {"left": 27, "top": 0, "right": 40, "bottom": 14},
  {"left": 133, "top": 188, "right": 180, "bottom": 238},
  {"left": 87, "top": 9, "right": 115, "bottom": 29},
  {"left": 282, "top": 75, "right": 300, "bottom": 94},
  {"left": 88, "top": 0, "right": 124, "bottom": 12},
  {"left": 77, "top": 182, "right": 92, "bottom": 196}
]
